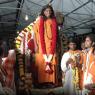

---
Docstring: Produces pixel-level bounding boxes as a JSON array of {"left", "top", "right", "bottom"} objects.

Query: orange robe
[
  {"left": 83, "top": 48, "right": 95, "bottom": 94},
  {"left": 33, "top": 17, "right": 58, "bottom": 84},
  {"left": 83, "top": 48, "right": 95, "bottom": 86}
]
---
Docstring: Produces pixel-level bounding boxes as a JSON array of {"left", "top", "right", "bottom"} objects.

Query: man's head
[
  {"left": 85, "top": 35, "right": 94, "bottom": 49},
  {"left": 68, "top": 38, "right": 77, "bottom": 51}
]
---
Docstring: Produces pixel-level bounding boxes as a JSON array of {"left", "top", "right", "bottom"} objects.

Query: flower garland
[
  {"left": 39, "top": 16, "right": 57, "bottom": 55},
  {"left": 15, "top": 23, "right": 34, "bottom": 51},
  {"left": 70, "top": 52, "right": 80, "bottom": 89},
  {"left": 72, "top": 67, "right": 79, "bottom": 89},
  {"left": 16, "top": 50, "right": 25, "bottom": 81}
]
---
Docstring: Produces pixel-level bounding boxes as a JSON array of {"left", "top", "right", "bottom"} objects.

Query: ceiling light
[
  {"left": 25, "top": 15, "right": 29, "bottom": 21},
  {"left": 17, "top": 31, "right": 19, "bottom": 34}
]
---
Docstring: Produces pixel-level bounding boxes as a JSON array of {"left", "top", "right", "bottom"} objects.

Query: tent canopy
[{"left": 0, "top": 0, "right": 95, "bottom": 38}]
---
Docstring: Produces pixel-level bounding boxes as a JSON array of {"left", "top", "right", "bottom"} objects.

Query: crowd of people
[
  {"left": 15, "top": 3, "right": 95, "bottom": 95},
  {"left": 61, "top": 35, "right": 95, "bottom": 95}
]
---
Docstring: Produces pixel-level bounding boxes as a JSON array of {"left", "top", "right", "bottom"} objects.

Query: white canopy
[{"left": 0, "top": 0, "right": 95, "bottom": 38}]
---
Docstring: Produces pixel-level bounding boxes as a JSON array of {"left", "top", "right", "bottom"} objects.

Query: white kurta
[{"left": 61, "top": 52, "right": 79, "bottom": 95}]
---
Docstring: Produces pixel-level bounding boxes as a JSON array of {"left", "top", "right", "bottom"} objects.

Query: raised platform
[{"left": 31, "top": 86, "right": 64, "bottom": 95}]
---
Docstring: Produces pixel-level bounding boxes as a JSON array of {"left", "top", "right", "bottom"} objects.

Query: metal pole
[
  {"left": 63, "top": 17, "right": 95, "bottom": 31},
  {"left": 0, "top": 6, "right": 21, "bottom": 10},
  {"left": 1, "top": 12, "right": 16, "bottom": 17},
  {"left": 27, "top": 0, "right": 42, "bottom": 7},
  {"left": 15, "top": 0, "right": 24, "bottom": 28},
  {"left": 0, "top": 0, "right": 16, "bottom": 4},
  {"left": 0, "top": 21, "right": 16, "bottom": 23},
  {"left": 65, "top": 0, "right": 91, "bottom": 17},
  {"left": 62, "top": 11, "right": 93, "bottom": 16}
]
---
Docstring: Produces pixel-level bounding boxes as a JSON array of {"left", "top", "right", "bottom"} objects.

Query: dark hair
[
  {"left": 40, "top": 4, "right": 55, "bottom": 20},
  {"left": 85, "top": 35, "right": 94, "bottom": 43},
  {"left": 68, "top": 37, "right": 77, "bottom": 44}
]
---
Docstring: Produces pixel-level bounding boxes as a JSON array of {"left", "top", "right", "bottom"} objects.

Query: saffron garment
[
  {"left": 33, "top": 17, "right": 58, "bottom": 84},
  {"left": 61, "top": 50, "right": 83, "bottom": 95},
  {"left": 82, "top": 48, "right": 95, "bottom": 95}
]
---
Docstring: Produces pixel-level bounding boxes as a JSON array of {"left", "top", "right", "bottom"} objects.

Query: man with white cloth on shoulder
[{"left": 61, "top": 38, "right": 83, "bottom": 95}]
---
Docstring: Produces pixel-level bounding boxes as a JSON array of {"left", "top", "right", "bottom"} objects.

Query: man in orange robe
[
  {"left": 32, "top": 5, "right": 58, "bottom": 86},
  {"left": 83, "top": 35, "right": 95, "bottom": 95}
]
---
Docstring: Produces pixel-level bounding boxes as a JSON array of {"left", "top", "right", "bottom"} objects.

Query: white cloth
[
  {"left": 61, "top": 52, "right": 71, "bottom": 73},
  {"left": 43, "top": 54, "right": 53, "bottom": 63},
  {"left": 61, "top": 52, "right": 81, "bottom": 95}
]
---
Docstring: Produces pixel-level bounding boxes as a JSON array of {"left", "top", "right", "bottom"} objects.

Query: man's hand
[
  {"left": 83, "top": 66, "right": 86, "bottom": 72},
  {"left": 43, "top": 54, "right": 48, "bottom": 62},
  {"left": 66, "top": 58, "right": 74, "bottom": 66},
  {"left": 67, "top": 58, "right": 76, "bottom": 68},
  {"left": 43, "top": 54, "right": 53, "bottom": 63},
  {"left": 47, "top": 54, "right": 53, "bottom": 62}
]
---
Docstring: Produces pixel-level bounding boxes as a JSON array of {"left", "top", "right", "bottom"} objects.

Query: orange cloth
[
  {"left": 33, "top": 17, "right": 58, "bottom": 84},
  {"left": 87, "top": 49, "right": 95, "bottom": 83},
  {"left": 83, "top": 48, "right": 95, "bottom": 87}
]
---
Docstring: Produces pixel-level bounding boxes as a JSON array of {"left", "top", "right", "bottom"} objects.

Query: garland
[
  {"left": 39, "top": 16, "right": 57, "bottom": 55},
  {"left": 72, "top": 67, "right": 79, "bottom": 89},
  {"left": 15, "top": 23, "right": 33, "bottom": 50},
  {"left": 16, "top": 50, "right": 25, "bottom": 80},
  {"left": 70, "top": 52, "right": 80, "bottom": 89}
]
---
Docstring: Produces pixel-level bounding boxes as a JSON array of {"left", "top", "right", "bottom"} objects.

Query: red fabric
[
  {"left": 39, "top": 16, "right": 57, "bottom": 55},
  {"left": 39, "top": 16, "right": 46, "bottom": 54},
  {"left": 45, "top": 63, "right": 53, "bottom": 74},
  {"left": 51, "top": 18, "right": 57, "bottom": 54},
  {"left": 3, "top": 58, "right": 15, "bottom": 88},
  {"left": 28, "top": 39, "right": 35, "bottom": 53},
  {"left": 88, "top": 89, "right": 95, "bottom": 95}
]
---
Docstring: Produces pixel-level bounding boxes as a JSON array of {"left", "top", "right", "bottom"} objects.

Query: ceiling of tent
[{"left": 0, "top": 0, "right": 95, "bottom": 39}]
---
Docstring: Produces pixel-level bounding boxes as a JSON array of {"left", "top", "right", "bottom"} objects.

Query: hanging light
[
  {"left": 25, "top": 14, "right": 29, "bottom": 21},
  {"left": 17, "top": 31, "right": 19, "bottom": 34}
]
